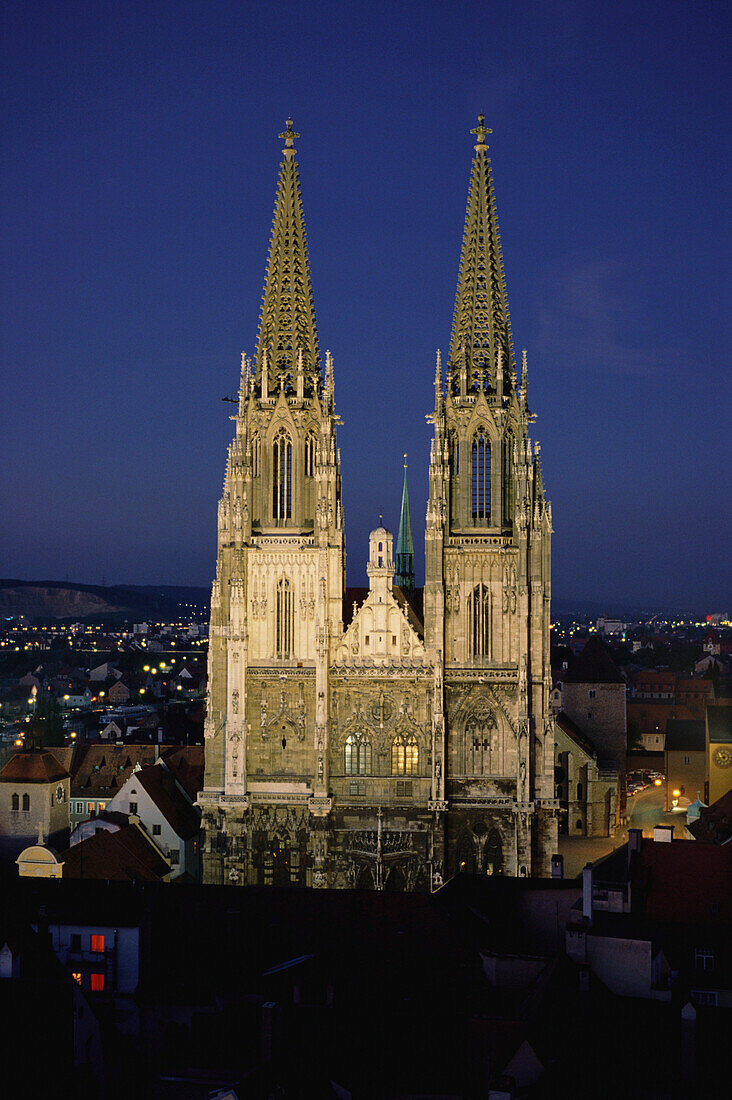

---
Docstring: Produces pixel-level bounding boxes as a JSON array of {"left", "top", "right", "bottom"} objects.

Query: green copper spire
[
  {"left": 448, "top": 115, "right": 515, "bottom": 396},
  {"left": 395, "top": 455, "right": 415, "bottom": 595},
  {"left": 254, "top": 119, "right": 321, "bottom": 397}
]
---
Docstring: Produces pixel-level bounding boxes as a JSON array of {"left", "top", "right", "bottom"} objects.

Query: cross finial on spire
[
  {"left": 470, "top": 113, "right": 492, "bottom": 152},
  {"left": 279, "top": 117, "right": 299, "bottom": 159}
]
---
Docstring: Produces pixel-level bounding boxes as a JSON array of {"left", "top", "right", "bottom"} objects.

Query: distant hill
[{"left": 0, "top": 580, "right": 210, "bottom": 624}]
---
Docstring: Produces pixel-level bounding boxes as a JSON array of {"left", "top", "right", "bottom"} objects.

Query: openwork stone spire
[
  {"left": 254, "top": 119, "right": 321, "bottom": 397},
  {"left": 448, "top": 115, "right": 515, "bottom": 395},
  {"left": 395, "top": 455, "right": 415, "bottom": 596}
]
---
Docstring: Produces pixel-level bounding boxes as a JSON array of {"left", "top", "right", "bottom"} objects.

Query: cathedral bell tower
[
  {"left": 200, "top": 121, "right": 345, "bottom": 886},
  {"left": 425, "top": 118, "right": 557, "bottom": 877}
]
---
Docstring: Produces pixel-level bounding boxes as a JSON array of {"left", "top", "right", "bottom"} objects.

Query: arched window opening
[
  {"left": 11, "top": 793, "right": 19, "bottom": 811},
  {"left": 392, "top": 733, "right": 419, "bottom": 775},
  {"left": 484, "top": 830, "right": 503, "bottom": 875},
  {"left": 466, "top": 713, "right": 494, "bottom": 775},
  {"left": 252, "top": 434, "right": 260, "bottom": 478},
  {"left": 22, "top": 793, "right": 30, "bottom": 812},
  {"left": 503, "top": 432, "right": 514, "bottom": 523},
  {"left": 467, "top": 584, "right": 490, "bottom": 659},
  {"left": 344, "top": 732, "right": 372, "bottom": 776},
  {"left": 577, "top": 782, "right": 583, "bottom": 800},
  {"left": 304, "top": 433, "right": 316, "bottom": 477},
  {"left": 449, "top": 431, "right": 459, "bottom": 476},
  {"left": 472, "top": 429, "right": 491, "bottom": 522},
  {"left": 276, "top": 578, "right": 294, "bottom": 659},
  {"left": 272, "top": 431, "right": 292, "bottom": 520}
]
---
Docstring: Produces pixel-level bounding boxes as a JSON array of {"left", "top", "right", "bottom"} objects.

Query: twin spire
[
  {"left": 253, "top": 118, "right": 321, "bottom": 399},
  {"left": 448, "top": 114, "right": 515, "bottom": 396}
]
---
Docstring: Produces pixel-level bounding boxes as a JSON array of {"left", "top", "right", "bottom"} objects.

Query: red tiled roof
[
  {"left": 633, "top": 839, "right": 732, "bottom": 924},
  {"left": 59, "top": 823, "right": 169, "bottom": 881},
  {"left": 162, "top": 746, "right": 204, "bottom": 801},
  {"left": 0, "top": 751, "right": 69, "bottom": 784},
  {"left": 70, "top": 744, "right": 158, "bottom": 795}
]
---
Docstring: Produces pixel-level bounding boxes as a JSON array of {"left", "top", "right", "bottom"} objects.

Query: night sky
[{"left": 2, "top": 1, "right": 729, "bottom": 610}]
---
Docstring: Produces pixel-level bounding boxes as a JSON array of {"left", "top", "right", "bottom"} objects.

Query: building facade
[{"left": 199, "top": 118, "right": 558, "bottom": 888}]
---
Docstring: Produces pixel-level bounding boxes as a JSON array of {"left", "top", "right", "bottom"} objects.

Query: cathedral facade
[{"left": 199, "top": 118, "right": 558, "bottom": 889}]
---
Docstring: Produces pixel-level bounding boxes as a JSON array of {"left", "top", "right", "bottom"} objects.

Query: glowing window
[
  {"left": 344, "top": 733, "right": 372, "bottom": 775},
  {"left": 91, "top": 935, "right": 105, "bottom": 953},
  {"left": 90, "top": 972, "right": 105, "bottom": 992},
  {"left": 72, "top": 972, "right": 82, "bottom": 985},
  {"left": 392, "top": 734, "right": 419, "bottom": 776}
]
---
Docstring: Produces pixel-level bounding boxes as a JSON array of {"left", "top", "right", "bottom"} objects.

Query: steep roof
[
  {"left": 563, "top": 635, "right": 624, "bottom": 684},
  {"left": 252, "top": 119, "right": 321, "bottom": 398},
  {"left": 162, "top": 745, "right": 205, "bottom": 802},
  {"left": 135, "top": 764, "right": 201, "bottom": 840},
  {"left": 707, "top": 702, "right": 732, "bottom": 743},
  {"left": 448, "top": 116, "right": 515, "bottom": 395},
  {"left": 555, "top": 712, "right": 598, "bottom": 760},
  {"left": 70, "top": 744, "right": 158, "bottom": 795},
  {"left": 0, "top": 751, "right": 69, "bottom": 784}
]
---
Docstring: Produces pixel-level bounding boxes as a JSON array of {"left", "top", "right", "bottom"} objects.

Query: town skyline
[{"left": 2, "top": 1, "right": 729, "bottom": 607}]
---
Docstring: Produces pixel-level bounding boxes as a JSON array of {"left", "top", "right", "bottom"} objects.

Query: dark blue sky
[{"left": 2, "top": 0, "right": 729, "bottom": 610}]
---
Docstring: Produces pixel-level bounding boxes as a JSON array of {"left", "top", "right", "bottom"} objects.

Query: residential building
[
  {"left": 108, "top": 761, "right": 201, "bottom": 879},
  {"left": 0, "top": 751, "right": 70, "bottom": 860},
  {"left": 664, "top": 719, "right": 706, "bottom": 810},
  {"left": 706, "top": 702, "right": 732, "bottom": 804}
]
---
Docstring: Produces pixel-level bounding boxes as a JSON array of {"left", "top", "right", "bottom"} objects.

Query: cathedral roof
[
  {"left": 253, "top": 119, "right": 321, "bottom": 398},
  {"left": 449, "top": 115, "right": 515, "bottom": 395}
]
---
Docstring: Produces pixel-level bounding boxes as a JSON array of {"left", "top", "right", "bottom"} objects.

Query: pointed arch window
[
  {"left": 22, "top": 793, "right": 30, "bottom": 812},
  {"left": 276, "top": 577, "right": 294, "bottom": 659},
  {"left": 11, "top": 793, "right": 19, "bottom": 811},
  {"left": 304, "top": 433, "right": 316, "bottom": 477},
  {"left": 272, "top": 430, "right": 292, "bottom": 520},
  {"left": 503, "top": 432, "right": 514, "bottom": 523},
  {"left": 467, "top": 584, "right": 490, "bottom": 659},
  {"left": 472, "top": 429, "right": 491, "bottom": 521},
  {"left": 344, "top": 732, "right": 372, "bottom": 775},
  {"left": 392, "top": 733, "right": 419, "bottom": 776},
  {"left": 251, "top": 434, "right": 260, "bottom": 478},
  {"left": 449, "top": 431, "right": 459, "bottom": 476},
  {"left": 466, "top": 712, "right": 494, "bottom": 775}
]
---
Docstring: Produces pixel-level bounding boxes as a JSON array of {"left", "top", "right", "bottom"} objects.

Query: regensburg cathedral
[{"left": 199, "top": 118, "right": 557, "bottom": 889}]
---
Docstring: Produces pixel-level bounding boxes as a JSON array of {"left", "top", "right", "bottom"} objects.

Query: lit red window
[
  {"left": 90, "top": 972, "right": 105, "bottom": 991},
  {"left": 91, "top": 935, "right": 105, "bottom": 953}
]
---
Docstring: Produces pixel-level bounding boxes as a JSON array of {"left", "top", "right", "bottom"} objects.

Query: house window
[
  {"left": 152, "top": 824, "right": 161, "bottom": 836},
  {"left": 91, "top": 935, "right": 105, "bottom": 953},
  {"left": 694, "top": 948, "right": 714, "bottom": 971},
  {"left": 396, "top": 781, "right": 413, "bottom": 798},
  {"left": 22, "top": 793, "right": 30, "bottom": 812},
  {"left": 589, "top": 689, "right": 596, "bottom": 699},
  {"left": 276, "top": 577, "right": 294, "bottom": 659},
  {"left": 471, "top": 428, "right": 491, "bottom": 521},
  {"left": 87, "top": 802, "right": 95, "bottom": 814},
  {"left": 97, "top": 802, "right": 106, "bottom": 813},
  {"left": 90, "top": 973, "right": 105, "bottom": 992},
  {"left": 129, "top": 802, "right": 137, "bottom": 814},
  {"left": 75, "top": 802, "right": 84, "bottom": 814},
  {"left": 349, "top": 781, "right": 366, "bottom": 796},
  {"left": 587, "top": 712, "right": 593, "bottom": 720},
  {"left": 71, "top": 972, "right": 82, "bottom": 985},
  {"left": 392, "top": 734, "right": 418, "bottom": 776},
  {"left": 467, "top": 584, "right": 490, "bottom": 658},
  {"left": 272, "top": 429, "right": 292, "bottom": 520},
  {"left": 684, "top": 756, "right": 690, "bottom": 765},
  {"left": 70, "top": 933, "right": 81, "bottom": 951},
  {"left": 344, "top": 733, "right": 372, "bottom": 776},
  {"left": 11, "top": 793, "right": 19, "bottom": 811},
  {"left": 692, "top": 990, "right": 718, "bottom": 1007},
  {"left": 170, "top": 851, "right": 180, "bottom": 865}
]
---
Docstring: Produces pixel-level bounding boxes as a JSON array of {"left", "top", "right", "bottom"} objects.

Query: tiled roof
[
  {"left": 664, "top": 718, "right": 705, "bottom": 752},
  {"left": 563, "top": 636, "right": 624, "bottom": 684},
  {"left": 0, "top": 751, "right": 69, "bottom": 784},
  {"left": 136, "top": 764, "right": 201, "bottom": 839},
  {"left": 162, "top": 746, "right": 204, "bottom": 801},
  {"left": 688, "top": 789, "right": 732, "bottom": 845},
  {"left": 70, "top": 744, "right": 158, "bottom": 795},
  {"left": 707, "top": 702, "right": 732, "bottom": 743},
  {"left": 555, "top": 712, "right": 597, "bottom": 760},
  {"left": 59, "top": 823, "right": 169, "bottom": 881},
  {"left": 632, "top": 839, "right": 732, "bottom": 925}
]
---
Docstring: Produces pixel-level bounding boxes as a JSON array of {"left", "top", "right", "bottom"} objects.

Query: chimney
[
  {"left": 582, "top": 862, "right": 593, "bottom": 923},
  {"left": 551, "top": 854, "right": 564, "bottom": 880},
  {"left": 628, "top": 828, "right": 642, "bottom": 852},
  {"left": 680, "top": 1001, "right": 696, "bottom": 1082},
  {"left": 653, "top": 824, "right": 674, "bottom": 843},
  {"left": 261, "top": 1001, "right": 278, "bottom": 1063}
]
